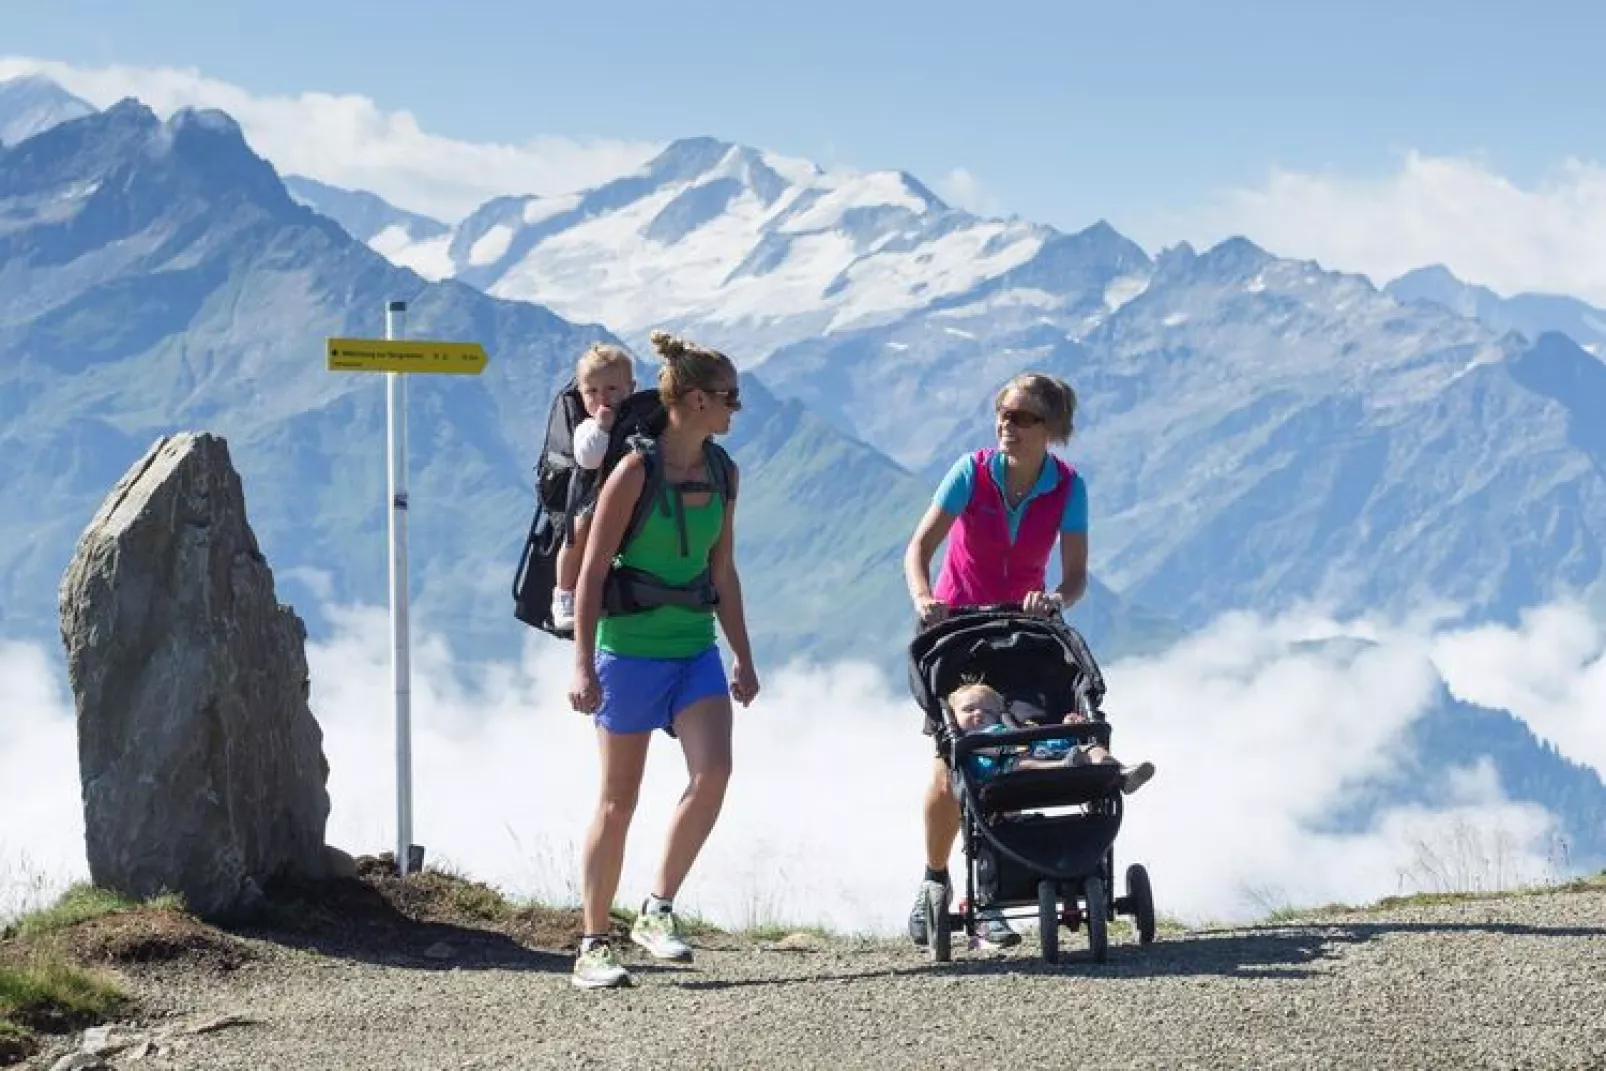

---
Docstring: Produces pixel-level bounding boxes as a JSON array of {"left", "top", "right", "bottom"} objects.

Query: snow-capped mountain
[
  {"left": 762, "top": 237, "right": 1606, "bottom": 634},
  {"left": 5, "top": 96, "right": 1606, "bottom": 870},
  {"left": 0, "top": 102, "right": 1169, "bottom": 671},
  {"left": 284, "top": 174, "right": 448, "bottom": 247},
  {"left": 0, "top": 74, "right": 95, "bottom": 146},
  {"left": 1387, "top": 264, "right": 1606, "bottom": 358},
  {"left": 248, "top": 127, "right": 1606, "bottom": 652},
  {"left": 376, "top": 135, "right": 1061, "bottom": 360}
]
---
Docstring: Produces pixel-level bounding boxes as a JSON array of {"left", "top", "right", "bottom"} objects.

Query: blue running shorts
[{"left": 593, "top": 646, "right": 728, "bottom": 737}]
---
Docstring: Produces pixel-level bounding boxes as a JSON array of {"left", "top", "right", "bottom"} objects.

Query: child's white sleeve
[{"left": 573, "top": 418, "right": 610, "bottom": 470}]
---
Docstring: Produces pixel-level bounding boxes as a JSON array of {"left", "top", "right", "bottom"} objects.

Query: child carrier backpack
[{"left": 512, "top": 383, "right": 735, "bottom": 638}]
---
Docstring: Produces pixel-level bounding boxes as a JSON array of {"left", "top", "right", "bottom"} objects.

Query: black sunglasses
[
  {"left": 997, "top": 408, "right": 1044, "bottom": 428},
  {"left": 703, "top": 386, "right": 742, "bottom": 409}
]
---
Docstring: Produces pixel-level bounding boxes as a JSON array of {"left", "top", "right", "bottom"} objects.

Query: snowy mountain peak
[
  {"left": 1386, "top": 264, "right": 1490, "bottom": 315},
  {"left": 642, "top": 135, "right": 741, "bottom": 184},
  {"left": 1387, "top": 265, "right": 1606, "bottom": 357},
  {"left": 1195, "top": 235, "right": 1276, "bottom": 280},
  {"left": 286, "top": 174, "right": 449, "bottom": 245},
  {"left": 0, "top": 74, "right": 96, "bottom": 146}
]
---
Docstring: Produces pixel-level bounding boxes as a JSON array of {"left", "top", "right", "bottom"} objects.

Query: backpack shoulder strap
[
  {"left": 615, "top": 436, "right": 665, "bottom": 555},
  {"left": 704, "top": 441, "right": 737, "bottom": 503}
]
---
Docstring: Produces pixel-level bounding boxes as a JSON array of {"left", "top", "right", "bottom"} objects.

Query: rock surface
[{"left": 59, "top": 432, "right": 331, "bottom": 917}]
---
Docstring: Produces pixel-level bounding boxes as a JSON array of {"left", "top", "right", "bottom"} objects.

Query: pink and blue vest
[{"left": 934, "top": 448, "right": 1074, "bottom": 607}]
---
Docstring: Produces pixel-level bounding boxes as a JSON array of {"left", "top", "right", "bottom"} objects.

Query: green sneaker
[
  {"left": 571, "top": 941, "right": 631, "bottom": 989},
  {"left": 631, "top": 908, "right": 694, "bottom": 962}
]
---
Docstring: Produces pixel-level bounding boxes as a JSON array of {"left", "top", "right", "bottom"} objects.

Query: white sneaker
[
  {"left": 551, "top": 589, "right": 575, "bottom": 630},
  {"left": 571, "top": 941, "right": 631, "bottom": 989},
  {"left": 631, "top": 908, "right": 694, "bottom": 962}
]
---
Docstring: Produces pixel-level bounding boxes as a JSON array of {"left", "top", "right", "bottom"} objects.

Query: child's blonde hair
[
  {"left": 948, "top": 680, "right": 1003, "bottom": 709},
  {"left": 576, "top": 342, "right": 634, "bottom": 382}
]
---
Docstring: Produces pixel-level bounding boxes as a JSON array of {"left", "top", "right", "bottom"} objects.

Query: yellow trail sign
[{"left": 326, "top": 337, "right": 489, "bottom": 375}]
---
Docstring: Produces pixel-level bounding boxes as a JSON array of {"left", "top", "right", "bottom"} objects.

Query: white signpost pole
[
  {"left": 385, "top": 299, "right": 416, "bottom": 877},
  {"left": 324, "top": 316, "right": 488, "bottom": 879}
]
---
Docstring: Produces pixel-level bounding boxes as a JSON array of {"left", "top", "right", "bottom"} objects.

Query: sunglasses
[
  {"left": 997, "top": 408, "right": 1045, "bottom": 428},
  {"left": 704, "top": 386, "right": 742, "bottom": 409}
]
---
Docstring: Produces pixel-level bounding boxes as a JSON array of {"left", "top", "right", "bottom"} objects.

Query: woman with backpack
[
  {"left": 901, "top": 371, "right": 1088, "bottom": 951},
  {"left": 566, "top": 330, "right": 760, "bottom": 989}
]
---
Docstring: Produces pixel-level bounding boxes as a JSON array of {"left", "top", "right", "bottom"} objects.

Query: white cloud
[
  {"left": 0, "top": 56, "right": 662, "bottom": 222},
  {"left": 1432, "top": 600, "right": 1606, "bottom": 777},
  {"left": 0, "top": 640, "right": 86, "bottom": 921},
  {"left": 934, "top": 167, "right": 1005, "bottom": 218},
  {"left": 1142, "top": 151, "right": 1606, "bottom": 306},
  {"left": 8, "top": 598, "right": 1597, "bottom": 932}
]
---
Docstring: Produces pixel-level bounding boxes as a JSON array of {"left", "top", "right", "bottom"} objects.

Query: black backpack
[{"left": 513, "top": 384, "right": 736, "bottom": 637}]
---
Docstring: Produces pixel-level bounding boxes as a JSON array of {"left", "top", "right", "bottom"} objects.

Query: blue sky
[
  {"left": 6, "top": 0, "right": 1605, "bottom": 300},
  {"left": 9, "top": 0, "right": 1600, "bottom": 225}
]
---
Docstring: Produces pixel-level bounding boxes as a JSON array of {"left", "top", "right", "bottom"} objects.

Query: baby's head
[
  {"left": 576, "top": 343, "right": 635, "bottom": 418},
  {"left": 948, "top": 681, "right": 1005, "bottom": 732}
]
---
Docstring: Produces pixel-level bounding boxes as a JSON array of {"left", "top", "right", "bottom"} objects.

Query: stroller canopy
[{"left": 907, "top": 610, "right": 1107, "bottom": 720}]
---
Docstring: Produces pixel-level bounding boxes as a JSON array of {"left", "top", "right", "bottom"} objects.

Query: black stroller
[{"left": 908, "top": 605, "right": 1157, "bottom": 964}]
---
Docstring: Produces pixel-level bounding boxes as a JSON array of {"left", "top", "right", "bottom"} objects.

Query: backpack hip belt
[{"left": 601, "top": 564, "right": 720, "bottom": 617}]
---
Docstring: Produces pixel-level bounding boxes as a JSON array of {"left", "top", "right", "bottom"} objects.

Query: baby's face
[
  {"left": 579, "top": 365, "right": 634, "bottom": 417},
  {"left": 954, "top": 693, "right": 1003, "bottom": 731}
]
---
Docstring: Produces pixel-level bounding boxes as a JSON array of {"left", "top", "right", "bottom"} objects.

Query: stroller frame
[{"left": 908, "top": 605, "right": 1157, "bottom": 964}]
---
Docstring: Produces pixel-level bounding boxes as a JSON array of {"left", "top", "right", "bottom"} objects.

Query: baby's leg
[
  {"left": 557, "top": 515, "right": 593, "bottom": 590},
  {"left": 551, "top": 514, "right": 593, "bottom": 627}
]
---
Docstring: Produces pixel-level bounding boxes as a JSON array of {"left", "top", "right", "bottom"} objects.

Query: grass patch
[
  {"left": 1252, "top": 869, "right": 1606, "bottom": 925},
  {"left": 0, "top": 949, "right": 126, "bottom": 1062},
  {"left": 1261, "top": 902, "right": 1355, "bottom": 925},
  {"left": 5, "top": 884, "right": 184, "bottom": 940},
  {"left": 743, "top": 923, "right": 836, "bottom": 942}
]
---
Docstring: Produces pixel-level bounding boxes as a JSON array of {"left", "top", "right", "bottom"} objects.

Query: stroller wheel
[
  {"left": 1037, "top": 880, "right": 1059, "bottom": 964},
  {"left": 1083, "top": 876, "right": 1108, "bottom": 964},
  {"left": 1126, "top": 864, "right": 1156, "bottom": 946},
  {"left": 929, "top": 884, "right": 952, "bottom": 963}
]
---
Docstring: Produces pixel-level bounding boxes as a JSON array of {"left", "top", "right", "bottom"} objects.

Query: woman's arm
[
  {"left": 904, "top": 504, "right": 957, "bottom": 605},
  {"left": 709, "top": 466, "right": 758, "bottom": 703},
  {"left": 1056, "top": 531, "right": 1088, "bottom": 609},
  {"left": 572, "top": 453, "right": 646, "bottom": 665},
  {"left": 709, "top": 466, "right": 752, "bottom": 664}
]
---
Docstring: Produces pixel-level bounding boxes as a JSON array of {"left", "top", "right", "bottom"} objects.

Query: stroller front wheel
[
  {"left": 1083, "top": 876, "right": 1109, "bottom": 963},
  {"left": 1126, "top": 863, "right": 1156, "bottom": 946},
  {"left": 929, "top": 884, "right": 952, "bottom": 963},
  {"left": 1037, "top": 879, "right": 1059, "bottom": 964}
]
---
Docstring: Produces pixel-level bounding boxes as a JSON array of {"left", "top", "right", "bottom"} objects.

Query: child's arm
[{"left": 573, "top": 417, "right": 610, "bottom": 471}]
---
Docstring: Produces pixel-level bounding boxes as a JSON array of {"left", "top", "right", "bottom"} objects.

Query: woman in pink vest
[{"left": 902, "top": 371, "right": 1087, "bottom": 949}]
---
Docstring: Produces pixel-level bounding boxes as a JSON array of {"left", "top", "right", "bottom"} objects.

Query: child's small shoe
[
  {"left": 551, "top": 589, "right": 575, "bottom": 630},
  {"left": 1121, "top": 761, "right": 1156, "bottom": 795}
]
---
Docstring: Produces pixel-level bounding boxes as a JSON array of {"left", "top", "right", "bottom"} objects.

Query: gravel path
[{"left": 26, "top": 885, "right": 1606, "bottom": 1071}]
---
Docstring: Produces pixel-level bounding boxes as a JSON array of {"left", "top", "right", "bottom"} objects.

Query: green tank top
[{"left": 596, "top": 482, "right": 726, "bottom": 659}]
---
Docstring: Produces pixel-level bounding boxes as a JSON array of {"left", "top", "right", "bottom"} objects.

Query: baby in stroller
[
  {"left": 908, "top": 607, "right": 1160, "bottom": 964},
  {"left": 948, "top": 681, "right": 1155, "bottom": 796}
]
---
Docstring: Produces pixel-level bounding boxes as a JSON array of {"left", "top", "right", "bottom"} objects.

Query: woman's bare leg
[
  {"left": 923, "top": 757, "right": 960, "bottom": 870},
  {"left": 652, "top": 695, "right": 734, "bottom": 901},
  {"left": 581, "top": 727, "right": 652, "bottom": 935}
]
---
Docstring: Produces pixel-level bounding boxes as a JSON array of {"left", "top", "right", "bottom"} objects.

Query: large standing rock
[{"left": 59, "top": 432, "right": 332, "bottom": 917}]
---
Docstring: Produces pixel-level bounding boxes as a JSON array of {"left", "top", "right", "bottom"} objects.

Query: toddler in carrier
[
  {"left": 551, "top": 343, "right": 637, "bottom": 630},
  {"left": 949, "top": 682, "right": 1155, "bottom": 795}
]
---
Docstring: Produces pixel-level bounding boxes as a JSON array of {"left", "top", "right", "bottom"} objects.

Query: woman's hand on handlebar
[
  {"left": 914, "top": 594, "right": 949, "bottom": 627},
  {"left": 1022, "top": 590, "right": 1065, "bottom": 617}
]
